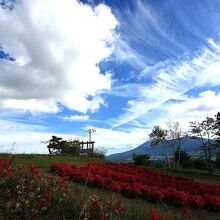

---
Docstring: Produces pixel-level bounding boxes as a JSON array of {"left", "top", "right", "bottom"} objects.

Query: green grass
[
  {"left": 69, "top": 180, "right": 220, "bottom": 220},
  {"left": 0, "top": 153, "right": 105, "bottom": 171},
  {"left": 1, "top": 153, "right": 220, "bottom": 220},
  {"left": 161, "top": 167, "right": 220, "bottom": 184}
]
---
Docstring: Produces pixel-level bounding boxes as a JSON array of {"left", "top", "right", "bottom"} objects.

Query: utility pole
[{"left": 88, "top": 128, "right": 96, "bottom": 142}]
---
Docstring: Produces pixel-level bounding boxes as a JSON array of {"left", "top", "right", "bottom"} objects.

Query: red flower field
[
  {"left": 51, "top": 162, "right": 220, "bottom": 211},
  {"left": 0, "top": 156, "right": 125, "bottom": 219}
]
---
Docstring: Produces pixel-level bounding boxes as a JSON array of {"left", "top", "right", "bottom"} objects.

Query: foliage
[
  {"left": 0, "top": 156, "right": 125, "bottom": 220},
  {"left": 216, "top": 158, "right": 220, "bottom": 170},
  {"left": 214, "top": 112, "right": 220, "bottom": 159},
  {"left": 166, "top": 121, "right": 186, "bottom": 168},
  {"left": 47, "top": 135, "right": 65, "bottom": 155},
  {"left": 51, "top": 162, "right": 220, "bottom": 212},
  {"left": 132, "top": 154, "right": 151, "bottom": 166},
  {"left": 149, "top": 126, "right": 168, "bottom": 146},
  {"left": 62, "top": 139, "right": 81, "bottom": 155},
  {"left": 193, "top": 159, "right": 208, "bottom": 170},
  {"left": 174, "top": 148, "right": 191, "bottom": 163},
  {"left": 88, "top": 147, "right": 106, "bottom": 158},
  {"left": 173, "top": 148, "right": 191, "bottom": 168},
  {"left": 149, "top": 126, "right": 171, "bottom": 168},
  {"left": 47, "top": 136, "right": 81, "bottom": 155},
  {"left": 181, "top": 160, "right": 195, "bottom": 169},
  {"left": 149, "top": 208, "right": 173, "bottom": 220},
  {"left": 189, "top": 114, "right": 219, "bottom": 175},
  {"left": 193, "top": 159, "right": 216, "bottom": 173}
]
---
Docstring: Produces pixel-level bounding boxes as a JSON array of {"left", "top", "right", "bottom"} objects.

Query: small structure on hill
[{"left": 47, "top": 136, "right": 95, "bottom": 155}]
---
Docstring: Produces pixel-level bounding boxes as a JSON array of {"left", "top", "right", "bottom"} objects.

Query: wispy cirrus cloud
[
  {"left": 61, "top": 114, "right": 90, "bottom": 121},
  {"left": 111, "top": 39, "right": 220, "bottom": 128}
]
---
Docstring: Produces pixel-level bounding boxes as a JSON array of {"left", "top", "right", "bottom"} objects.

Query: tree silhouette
[
  {"left": 190, "top": 116, "right": 217, "bottom": 174},
  {"left": 149, "top": 125, "right": 170, "bottom": 168}
]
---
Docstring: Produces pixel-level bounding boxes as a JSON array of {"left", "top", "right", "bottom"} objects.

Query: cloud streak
[
  {"left": 111, "top": 39, "right": 220, "bottom": 128},
  {"left": 61, "top": 114, "right": 89, "bottom": 121}
]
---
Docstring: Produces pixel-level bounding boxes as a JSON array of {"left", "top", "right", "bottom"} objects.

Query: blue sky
[{"left": 0, "top": 0, "right": 220, "bottom": 155}]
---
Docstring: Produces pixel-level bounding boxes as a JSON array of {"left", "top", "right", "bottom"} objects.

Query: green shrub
[
  {"left": 62, "top": 140, "right": 81, "bottom": 155},
  {"left": 181, "top": 160, "right": 195, "bottom": 169},
  {"left": 193, "top": 159, "right": 216, "bottom": 174},
  {"left": 47, "top": 136, "right": 81, "bottom": 156},
  {"left": 216, "top": 158, "right": 220, "bottom": 170},
  {"left": 193, "top": 159, "right": 209, "bottom": 170},
  {"left": 90, "top": 147, "right": 106, "bottom": 158},
  {"left": 132, "top": 154, "right": 151, "bottom": 166},
  {"left": 151, "top": 162, "right": 165, "bottom": 168},
  {"left": 174, "top": 148, "right": 191, "bottom": 166}
]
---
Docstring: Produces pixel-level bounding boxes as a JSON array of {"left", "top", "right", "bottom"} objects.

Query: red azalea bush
[
  {"left": 0, "top": 156, "right": 125, "bottom": 219},
  {"left": 51, "top": 162, "right": 220, "bottom": 211},
  {"left": 149, "top": 209, "right": 173, "bottom": 220}
]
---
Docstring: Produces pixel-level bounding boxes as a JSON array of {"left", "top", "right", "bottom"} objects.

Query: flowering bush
[
  {"left": 149, "top": 209, "right": 173, "bottom": 220},
  {"left": 51, "top": 162, "right": 220, "bottom": 211},
  {"left": 0, "top": 156, "right": 125, "bottom": 219}
]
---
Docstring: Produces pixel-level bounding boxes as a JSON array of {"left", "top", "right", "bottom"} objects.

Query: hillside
[
  {"left": 106, "top": 136, "right": 202, "bottom": 162},
  {"left": 0, "top": 153, "right": 219, "bottom": 220}
]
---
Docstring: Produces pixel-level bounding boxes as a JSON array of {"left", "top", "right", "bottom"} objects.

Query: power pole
[{"left": 88, "top": 128, "right": 96, "bottom": 142}]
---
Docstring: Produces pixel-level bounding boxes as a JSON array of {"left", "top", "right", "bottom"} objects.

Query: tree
[
  {"left": 214, "top": 112, "right": 220, "bottom": 159},
  {"left": 189, "top": 116, "right": 216, "bottom": 175},
  {"left": 173, "top": 148, "right": 191, "bottom": 168},
  {"left": 47, "top": 136, "right": 66, "bottom": 155},
  {"left": 46, "top": 136, "right": 81, "bottom": 155},
  {"left": 166, "top": 120, "right": 186, "bottom": 168},
  {"left": 132, "top": 154, "right": 151, "bottom": 166},
  {"left": 149, "top": 126, "right": 171, "bottom": 168}
]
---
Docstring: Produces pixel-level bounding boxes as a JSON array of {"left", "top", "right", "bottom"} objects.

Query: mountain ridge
[{"left": 106, "top": 136, "right": 202, "bottom": 162}]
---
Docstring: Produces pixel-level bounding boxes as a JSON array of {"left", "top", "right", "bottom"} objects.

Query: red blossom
[
  {"left": 4, "top": 169, "right": 12, "bottom": 177},
  {"left": 51, "top": 162, "right": 220, "bottom": 211},
  {"left": 29, "top": 165, "right": 41, "bottom": 178},
  {"left": 183, "top": 206, "right": 190, "bottom": 217},
  {"left": 101, "top": 212, "right": 107, "bottom": 220},
  {"left": 5, "top": 155, "right": 16, "bottom": 167},
  {"left": 150, "top": 209, "right": 159, "bottom": 220},
  {"left": 90, "top": 195, "right": 100, "bottom": 210}
]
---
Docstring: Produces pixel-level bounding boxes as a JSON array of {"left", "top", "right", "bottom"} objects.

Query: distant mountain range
[{"left": 106, "top": 136, "right": 203, "bottom": 162}]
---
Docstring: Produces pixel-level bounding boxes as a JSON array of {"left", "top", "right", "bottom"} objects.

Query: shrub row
[{"left": 51, "top": 162, "right": 220, "bottom": 211}]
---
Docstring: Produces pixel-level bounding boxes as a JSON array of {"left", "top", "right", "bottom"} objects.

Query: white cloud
[
  {"left": 0, "top": 118, "right": 148, "bottom": 155},
  {"left": 83, "top": 125, "right": 149, "bottom": 155},
  {"left": 162, "top": 90, "right": 220, "bottom": 126},
  {"left": 112, "top": 39, "right": 147, "bottom": 69},
  {"left": 0, "top": 118, "right": 87, "bottom": 154},
  {"left": 111, "top": 39, "right": 220, "bottom": 127},
  {"left": 101, "top": 90, "right": 220, "bottom": 147},
  {"left": 61, "top": 114, "right": 89, "bottom": 121},
  {"left": 6, "top": 84, "right": 218, "bottom": 156},
  {"left": 135, "top": 90, "right": 220, "bottom": 133},
  {"left": 2, "top": 99, "right": 60, "bottom": 114},
  {"left": 0, "top": 0, "right": 118, "bottom": 113}
]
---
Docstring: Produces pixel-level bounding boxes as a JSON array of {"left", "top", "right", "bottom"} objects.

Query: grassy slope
[
  {"left": 0, "top": 153, "right": 105, "bottom": 170},
  {"left": 161, "top": 167, "right": 220, "bottom": 184},
  {"left": 1, "top": 153, "right": 219, "bottom": 220}
]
